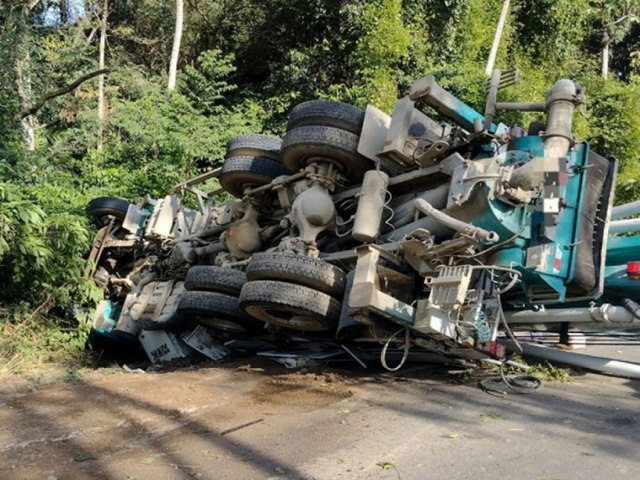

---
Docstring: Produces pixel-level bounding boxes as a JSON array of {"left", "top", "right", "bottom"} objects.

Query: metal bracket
[{"left": 348, "top": 246, "right": 416, "bottom": 327}]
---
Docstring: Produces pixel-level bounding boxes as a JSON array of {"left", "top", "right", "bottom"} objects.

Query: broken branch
[{"left": 17, "top": 68, "right": 111, "bottom": 120}]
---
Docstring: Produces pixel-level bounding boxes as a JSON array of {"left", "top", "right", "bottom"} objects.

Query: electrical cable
[
  {"left": 334, "top": 213, "right": 355, "bottom": 238},
  {"left": 477, "top": 294, "right": 542, "bottom": 395},
  {"left": 498, "top": 359, "right": 542, "bottom": 392},
  {"left": 382, "top": 190, "right": 396, "bottom": 237},
  {"left": 470, "top": 265, "right": 522, "bottom": 295},
  {"left": 380, "top": 327, "right": 411, "bottom": 372},
  {"left": 478, "top": 359, "right": 542, "bottom": 395},
  {"left": 460, "top": 227, "right": 524, "bottom": 259},
  {"left": 497, "top": 295, "right": 522, "bottom": 353},
  {"left": 335, "top": 214, "right": 355, "bottom": 227},
  {"left": 494, "top": 272, "right": 520, "bottom": 295}
]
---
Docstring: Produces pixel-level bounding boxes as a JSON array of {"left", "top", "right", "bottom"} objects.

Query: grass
[
  {"left": 64, "top": 368, "right": 83, "bottom": 383},
  {"left": 0, "top": 309, "right": 91, "bottom": 377}
]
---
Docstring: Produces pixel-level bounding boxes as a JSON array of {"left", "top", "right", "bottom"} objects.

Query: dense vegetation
[{"left": 1, "top": 0, "right": 639, "bottom": 370}]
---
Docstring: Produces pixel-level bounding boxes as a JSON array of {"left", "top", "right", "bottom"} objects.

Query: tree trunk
[
  {"left": 602, "top": 30, "right": 610, "bottom": 79},
  {"left": 15, "top": 6, "right": 36, "bottom": 152},
  {"left": 59, "top": 0, "right": 68, "bottom": 24},
  {"left": 15, "top": 52, "right": 35, "bottom": 151},
  {"left": 97, "top": 0, "right": 108, "bottom": 151},
  {"left": 167, "top": 0, "right": 184, "bottom": 91}
]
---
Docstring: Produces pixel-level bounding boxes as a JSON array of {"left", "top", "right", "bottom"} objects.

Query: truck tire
[
  {"left": 287, "top": 100, "right": 365, "bottom": 135},
  {"left": 177, "top": 291, "right": 261, "bottom": 335},
  {"left": 88, "top": 197, "right": 131, "bottom": 227},
  {"left": 226, "top": 133, "right": 282, "bottom": 161},
  {"left": 281, "top": 125, "right": 372, "bottom": 183},
  {"left": 184, "top": 266, "right": 246, "bottom": 296},
  {"left": 239, "top": 280, "right": 341, "bottom": 331},
  {"left": 246, "top": 252, "right": 346, "bottom": 298},
  {"left": 219, "top": 155, "right": 291, "bottom": 198}
]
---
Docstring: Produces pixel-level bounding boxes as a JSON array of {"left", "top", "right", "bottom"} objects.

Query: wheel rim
[
  {"left": 195, "top": 316, "right": 246, "bottom": 334},
  {"left": 245, "top": 305, "right": 328, "bottom": 331},
  {"left": 303, "top": 156, "right": 348, "bottom": 174}
]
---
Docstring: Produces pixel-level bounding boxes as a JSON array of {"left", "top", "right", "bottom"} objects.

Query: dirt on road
[{"left": 0, "top": 362, "right": 638, "bottom": 480}]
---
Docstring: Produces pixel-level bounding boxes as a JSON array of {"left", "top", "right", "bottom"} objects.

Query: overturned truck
[{"left": 88, "top": 71, "right": 640, "bottom": 367}]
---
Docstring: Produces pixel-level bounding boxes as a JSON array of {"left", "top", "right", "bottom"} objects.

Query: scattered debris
[
  {"left": 480, "top": 413, "right": 509, "bottom": 423},
  {"left": 138, "top": 331, "right": 193, "bottom": 363},
  {"left": 181, "top": 326, "right": 230, "bottom": 362},
  {"left": 122, "top": 364, "right": 146, "bottom": 374},
  {"left": 341, "top": 344, "right": 367, "bottom": 369},
  {"left": 220, "top": 418, "right": 264, "bottom": 436},
  {"left": 73, "top": 454, "right": 96, "bottom": 463},
  {"left": 257, "top": 343, "right": 343, "bottom": 368},
  {"left": 377, "top": 461, "right": 396, "bottom": 470},
  {"left": 141, "top": 452, "right": 167, "bottom": 464}
]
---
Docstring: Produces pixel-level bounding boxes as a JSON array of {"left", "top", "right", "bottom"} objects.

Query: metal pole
[
  {"left": 611, "top": 200, "right": 640, "bottom": 220},
  {"left": 504, "top": 341, "right": 640, "bottom": 379},
  {"left": 609, "top": 218, "right": 640, "bottom": 234},
  {"left": 485, "top": 0, "right": 510, "bottom": 76},
  {"left": 503, "top": 304, "right": 637, "bottom": 324}
]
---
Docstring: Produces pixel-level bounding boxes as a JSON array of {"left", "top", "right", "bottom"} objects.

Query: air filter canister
[{"left": 353, "top": 170, "right": 389, "bottom": 243}]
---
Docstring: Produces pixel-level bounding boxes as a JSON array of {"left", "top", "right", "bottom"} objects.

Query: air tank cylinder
[{"left": 352, "top": 170, "right": 389, "bottom": 243}]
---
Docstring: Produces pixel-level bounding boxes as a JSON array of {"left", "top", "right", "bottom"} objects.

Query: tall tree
[
  {"left": 97, "top": 0, "right": 108, "bottom": 150},
  {"left": 14, "top": 1, "right": 40, "bottom": 151},
  {"left": 597, "top": 0, "right": 639, "bottom": 78},
  {"left": 168, "top": 0, "right": 184, "bottom": 91}
]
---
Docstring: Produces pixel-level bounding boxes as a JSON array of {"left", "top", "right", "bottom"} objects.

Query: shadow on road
[{"left": 0, "top": 361, "right": 638, "bottom": 479}]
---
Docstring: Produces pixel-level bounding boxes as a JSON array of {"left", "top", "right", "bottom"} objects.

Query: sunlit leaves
[
  {"left": 353, "top": 0, "right": 411, "bottom": 112},
  {"left": 182, "top": 49, "right": 237, "bottom": 114}
]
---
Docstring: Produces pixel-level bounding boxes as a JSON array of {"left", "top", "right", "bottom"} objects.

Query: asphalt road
[{"left": 0, "top": 360, "right": 638, "bottom": 480}]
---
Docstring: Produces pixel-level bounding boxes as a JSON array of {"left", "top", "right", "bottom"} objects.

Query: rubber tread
[
  {"left": 287, "top": 100, "right": 365, "bottom": 135},
  {"left": 177, "top": 291, "right": 259, "bottom": 334},
  {"left": 239, "top": 280, "right": 341, "bottom": 331},
  {"left": 280, "top": 125, "right": 372, "bottom": 183},
  {"left": 88, "top": 197, "right": 131, "bottom": 226},
  {"left": 184, "top": 266, "right": 246, "bottom": 296},
  {"left": 246, "top": 252, "right": 346, "bottom": 298},
  {"left": 226, "top": 133, "right": 282, "bottom": 161},
  {"left": 220, "top": 155, "right": 291, "bottom": 197}
]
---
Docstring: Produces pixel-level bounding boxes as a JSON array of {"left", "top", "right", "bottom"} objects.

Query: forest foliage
[{"left": 1, "top": 0, "right": 639, "bottom": 367}]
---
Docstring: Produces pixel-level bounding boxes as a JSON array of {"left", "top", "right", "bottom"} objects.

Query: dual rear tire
[
  {"left": 239, "top": 252, "right": 346, "bottom": 332},
  {"left": 178, "top": 256, "right": 347, "bottom": 334},
  {"left": 281, "top": 100, "right": 371, "bottom": 184},
  {"left": 220, "top": 134, "right": 291, "bottom": 198},
  {"left": 220, "top": 101, "right": 372, "bottom": 197},
  {"left": 178, "top": 266, "right": 262, "bottom": 335}
]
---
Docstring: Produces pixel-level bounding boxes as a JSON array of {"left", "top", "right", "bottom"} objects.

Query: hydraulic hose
[{"left": 412, "top": 199, "right": 499, "bottom": 243}]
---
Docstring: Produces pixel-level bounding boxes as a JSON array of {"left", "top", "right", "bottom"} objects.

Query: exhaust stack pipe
[{"left": 509, "top": 79, "right": 583, "bottom": 191}]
